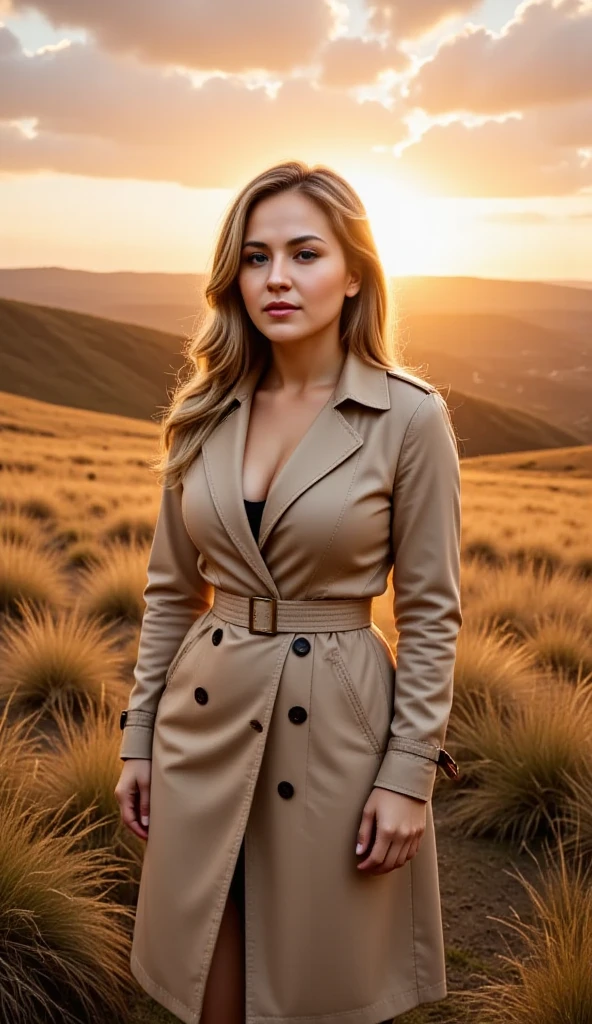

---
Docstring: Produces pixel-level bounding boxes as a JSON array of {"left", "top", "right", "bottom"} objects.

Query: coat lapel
[{"left": 200, "top": 345, "right": 391, "bottom": 596}]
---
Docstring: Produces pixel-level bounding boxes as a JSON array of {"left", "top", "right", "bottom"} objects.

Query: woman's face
[{"left": 237, "top": 190, "right": 361, "bottom": 347}]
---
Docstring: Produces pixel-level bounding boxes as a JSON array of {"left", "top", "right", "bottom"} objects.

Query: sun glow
[{"left": 346, "top": 170, "right": 472, "bottom": 276}]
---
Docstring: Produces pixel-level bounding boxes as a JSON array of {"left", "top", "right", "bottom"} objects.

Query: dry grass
[
  {"left": 0, "top": 784, "right": 135, "bottom": 1024},
  {"left": 0, "top": 598, "right": 128, "bottom": 725},
  {"left": 1, "top": 392, "right": 592, "bottom": 1021},
  {"left": 457, "top": 828, "right": 592, "bottom": 1023},
  {"left": 442, "top": 678, "right": 592, "bottom": 845},
  {"left": 77, "top": 540, "right": 153, "bottom": 624}
]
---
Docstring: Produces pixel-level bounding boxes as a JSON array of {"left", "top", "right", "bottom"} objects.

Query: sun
[{"left": 344, "top": 170, "right": 467, "bottom": 276}]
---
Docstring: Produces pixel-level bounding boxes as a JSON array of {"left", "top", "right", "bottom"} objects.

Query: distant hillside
[
  {"left": 1, "top": 268, "right": 590, "bottom": 440},
  {"left": 0, "top": 296, "right": 186, "bottom": 421},
  {"left": 0, "top": 296, "right": 583, "bottom": 458},
  {"left": 444, "top": 387, "right": 581, "bottom": 459},
  {"left": 403, "top": 312, "right": 592, "bottom": 442},
  {"left": 0, "top": 266, "right": 204, "bottom": 337},
  {"left": 2, "top": 267, "right": 592, "bottom": 333},
  {"left": 461, "top": 444, "right": 592, "bottom": 478}
]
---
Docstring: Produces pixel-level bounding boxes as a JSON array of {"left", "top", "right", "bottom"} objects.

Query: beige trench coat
[{"left": 119, "top": 344, "right": 463, "bottom": 1024}]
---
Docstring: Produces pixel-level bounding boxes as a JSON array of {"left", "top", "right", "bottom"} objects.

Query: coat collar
[
  {"left": 200, "top": 346, "right": 390, "bottom": 597},
  {"left": 230, "top": 344, "right": 391, "bottom": 412}
]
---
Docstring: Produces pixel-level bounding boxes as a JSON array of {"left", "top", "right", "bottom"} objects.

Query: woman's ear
[{"left": 345, "top": 266, "right": 362, "bottom": 299}]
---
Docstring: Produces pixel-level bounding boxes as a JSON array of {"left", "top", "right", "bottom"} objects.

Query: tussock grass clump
[
  {"left": 462, "top": 560, "right": 592, "bottom": 641},
  {"left": 64, "top": 539, "right": 106, "bottom": 570},
  {"left": 50, "top": 525, "right": 90, "bottom": 548},
  {"left": 32, "top": 699, "right": 143, "bottom": 904},
  {"left": 459, "top": 831, "right": 592, "bottom": 1023},
  {"left": 0, "top": 787, "right": 133, "bottom": 1024},
  {"left": 451, "top": 622, "right": 536, "bottom": 722},
  {"left": 0, "top": 471, "right": 64, "bottom": 523},
  {"left": 0, "top": 537, "right": 69, "bottom": 617},
  {"left": 102, "top": 515, "right": 154, "bottom": 546},
  {"left": 572, "top": 549, "right": 592, "bottom": 578},
  {"left": 0, "top": 599, "right": 127, "bottom": 724},
  {"left": 444, "top": 679, "right": 592, "bottom": 845},
  {"left": 509, "top": 541, "right": 563, "bottom": 576},
  {"left": 520, "top": 608, "right": 592, "bottom": 681},
  {"left": 0, "top": 697, "right": 45, "bottom": 811},
  {"left": 0, "top": 509, "right": 48, "bottom": 548},
  {"left": 557, "top": 761, "right": 592, "bottom": 864},
  {"left": 35, "top": 698, "right": 141, "bottom": 852},
  {"left": 77, "top": 539, "right": 152, "bottom": 624},
  {"left": 463, "top": 537, "right": 504, "bottom": 567}
]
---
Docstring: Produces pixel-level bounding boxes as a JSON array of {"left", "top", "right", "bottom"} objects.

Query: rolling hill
[
  {"left": 0, "top": 296, "right": 583, "bottom": 458},
  {"left": 0, "top": 296, "right": 185, "bottom": 421},
  {"left": 1, "top": 268, "right": 590, "bottom": 442}
]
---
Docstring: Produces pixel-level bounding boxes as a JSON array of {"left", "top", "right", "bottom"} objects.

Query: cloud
[
  {"left": 392, "top": 109, "right": 592, "bottom": 196},
  {"left": 0, "top": 32, "right": 408, "bottom": 186},
  {"left": 407, "top": 0, "right": 592, "bottom": 114},
  {"left": 4, "top": 0, "right": 334, "bottom": 73},
  {"left": 1, "top": 3, "right": 590, "bottom": 199},
  {"left": 365, "top": 0, "right": 480, "bottom": 40},
  {"left": 317, "top": 36, "right": 410, "bottom": 87}
]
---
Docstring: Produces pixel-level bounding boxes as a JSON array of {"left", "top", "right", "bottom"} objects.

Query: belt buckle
[{"left": 248, "top": 595, "right": 278, "bottom": 636}]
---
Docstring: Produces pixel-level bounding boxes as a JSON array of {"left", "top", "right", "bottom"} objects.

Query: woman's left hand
[{"left": 355, "top": 787, "right": 427, "bottom": 874}]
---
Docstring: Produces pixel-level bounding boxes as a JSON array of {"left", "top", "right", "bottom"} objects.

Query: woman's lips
[{"left": 265, "top": 307, "right": 299, "bottom": 317}]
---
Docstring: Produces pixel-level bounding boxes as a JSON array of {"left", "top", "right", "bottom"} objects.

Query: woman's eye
[{"left": 245, "top": 249, "right": 318, "bottom": 265}]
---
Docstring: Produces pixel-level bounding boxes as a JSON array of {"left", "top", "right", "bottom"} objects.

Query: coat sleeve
[
  {"left": 372, "top": 390, "right": 463, "bottom": 802},
  {"left": 119, "top": 480, "right": 213, "bottom": 760}
]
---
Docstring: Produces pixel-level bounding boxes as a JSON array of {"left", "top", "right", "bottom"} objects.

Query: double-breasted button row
[
  {"left": 197, "top": 630, "right": 307, "bottom": 800},
  {"left": 276, "top": 639, "right": 310, "bottom": 799}
]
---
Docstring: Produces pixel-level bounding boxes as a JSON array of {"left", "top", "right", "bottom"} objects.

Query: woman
[{"left": 115, "top": 160, "right": 463, "bottom": 1024}]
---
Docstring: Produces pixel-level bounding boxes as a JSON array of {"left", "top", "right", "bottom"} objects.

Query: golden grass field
[{"left": 1, "top": 386, "right": 591, "bottom": 1023}]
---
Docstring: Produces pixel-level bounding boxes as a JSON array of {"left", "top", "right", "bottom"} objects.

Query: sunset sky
[{"left": 0, "top": 0, "right": 590, "bottom": 281}]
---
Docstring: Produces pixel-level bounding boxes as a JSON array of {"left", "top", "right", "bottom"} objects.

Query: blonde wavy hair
[{"left": 152, "top": 160, "right": 419, "bottom": 489}]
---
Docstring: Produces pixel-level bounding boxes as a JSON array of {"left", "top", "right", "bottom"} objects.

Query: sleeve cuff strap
[
  {"left": 119, "top": 709, "right": 155, "bottom": 760},
  {"left": 372, "top": 738, "right": 460, "bottom": 802}
]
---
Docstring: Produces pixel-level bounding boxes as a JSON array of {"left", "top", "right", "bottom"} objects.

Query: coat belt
[{"left": 211, "top": 587, "right": 373, "bottom": 635}]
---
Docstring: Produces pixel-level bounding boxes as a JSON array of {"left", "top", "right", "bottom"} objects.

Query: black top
[{"left": 244, "top": 498, "right": 266, "bottom": 544}]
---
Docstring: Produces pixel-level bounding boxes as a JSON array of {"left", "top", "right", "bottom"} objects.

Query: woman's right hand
[{"left": 115, "top": 758, "right": 152, "bottom": 841}]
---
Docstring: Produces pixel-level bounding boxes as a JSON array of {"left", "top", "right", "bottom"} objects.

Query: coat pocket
[
  {"left": 325, "top": 641, "right": 383, "bottom": 756},
  {"left": 363, "top": 625, "right": 395, "bottom": 719},
  {"left": 164, "top": 615, "right": 213, "bottom": 689}
]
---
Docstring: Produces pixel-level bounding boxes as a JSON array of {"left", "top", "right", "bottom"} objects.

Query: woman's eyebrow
[{"left": 242, "top": 234, "right": 326, "bottom": 249}]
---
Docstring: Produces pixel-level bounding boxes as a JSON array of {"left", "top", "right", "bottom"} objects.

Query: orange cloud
[
  {"left": 407, "top": 0, "right": 592, "bottom": 114},
  {"left": 317, "top": 36, "right": 409, "bottom": 88},
  {"left": 4, "top": 0, "right": 333, "bottom": 73},
  {"left": 1, "top": 2, "right": 591, "bottom": 199},
  {"left": 366, "top": 0, "right": 480, "bottom": 40},
  {"left": 0, "top": 34, "right": 408, "bottom": 186},
  {"left": 393, "top": 109, "right": 592, "bottom": 196}
]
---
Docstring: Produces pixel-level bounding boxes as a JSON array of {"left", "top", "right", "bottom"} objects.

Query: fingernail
[
  {"left": 141, "top": 816, "right": 149, "bottom": 827},
  {"left": 356, "top": 842, "right": 364, "bottom": 854}
]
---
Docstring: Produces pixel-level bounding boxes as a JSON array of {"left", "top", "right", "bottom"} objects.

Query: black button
[
  {"left": 292, "top": 637, "right": 310, "bottom": 657},
  {"left": 277, "top": 781, "right": 294, "bottom": 799},
  {"left": 250, "top": 719, "right": 263, "bottom": 732},
  {"left": 212, "top": 628, "right": 223, "bottom": 646},
  {"left": 288, "top": 705, "right": 307, "bottom": 724},
  {"left": 119, "top": 710, "right": 128, "bottom": 730},
  {"left": 194, "top": 687, "right": 209, "bottom": 705}
]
